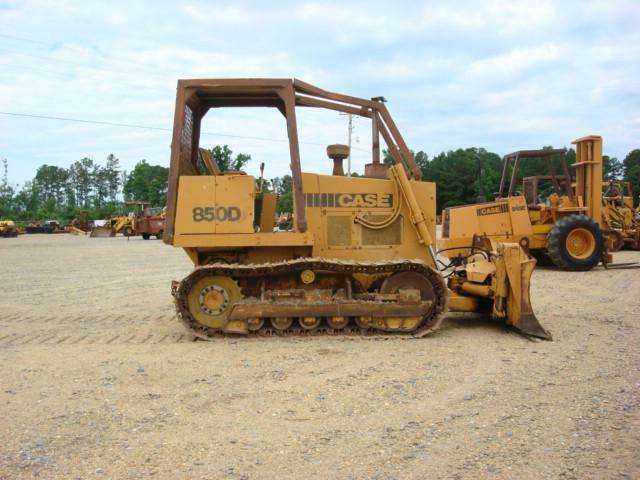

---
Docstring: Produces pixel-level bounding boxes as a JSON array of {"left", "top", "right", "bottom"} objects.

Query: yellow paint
[
  {"left": 532, "top": 224, "right": 553, "bottom": 234},
  {"left": 174, "top": 169, "right": 437, "bottom": 267}
]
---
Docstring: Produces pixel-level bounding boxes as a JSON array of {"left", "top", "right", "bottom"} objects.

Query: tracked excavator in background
[{"left": 163, "top": 78, "right": 550, "bottom": 340}]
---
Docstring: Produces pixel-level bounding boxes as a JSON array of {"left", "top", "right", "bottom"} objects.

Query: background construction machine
[
  {"left": 163, "top": 78, "right": 549, "bottom": 340},
  {"left": 0, "top": 220, "right": 18, "bottom": 237},
  {"left": 602, "top": 180, "right": 640, "bottom": 251},
  {"left": 135, "top": 205, "right": 165, "bottom": 240},
  {"left": 89, "top": 202, "right": 165, "bottom": 238},
  {"left": 25, "top": 220, "right": 66, "bottom": 234},
  {"left": 441, "top": 136, "right": 608, "bottom": 271}
]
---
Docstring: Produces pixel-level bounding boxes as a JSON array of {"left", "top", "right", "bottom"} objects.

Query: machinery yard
[{"left": 0, "top": 233, "right": 638, "bottom": 479}]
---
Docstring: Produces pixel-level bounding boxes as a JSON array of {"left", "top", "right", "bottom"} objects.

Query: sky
[{"left": 0, "top": 0, "right": 639, "bottom": 186}]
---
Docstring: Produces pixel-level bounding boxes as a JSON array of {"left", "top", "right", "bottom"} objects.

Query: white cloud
[{"left": 0, "top": 0, "right": 638, "bottom": 185}]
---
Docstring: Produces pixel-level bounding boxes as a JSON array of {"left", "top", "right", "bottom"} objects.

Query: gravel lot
[{"left": 0, "top": 234, "right": 638, "bottom": 479}]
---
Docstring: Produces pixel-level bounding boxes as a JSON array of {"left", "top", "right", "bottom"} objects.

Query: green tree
[
  {"left": 69, "top": 158, "right": 94, "bottom": 208},
  {"left": 0, "top": 159, "right": 15, "bottom": 218},
  {"left": 104, "top": 154, "right": 121, "bottom": 203},
  {"left": 92, "top": 164, "right": 109, "bottom": 208},
  {"left": 34, "top": 165, "right": 68, "bottom": 205},
  {"left": 420, "top": 148, "right": 502, "bottom": 210},
  {"left": 603, "top": 155, "right": 623, "bottom": 181},
  {"left": 123, "top": 160, "right": 169, "bottom": 206},
  {"left": 271, "top": 175, "right": 293, "bottom": 212},
  {"left": 13, "top": 181, "right": 40, "bottom": 219},
  {"left": 207, "top": 145, "right": 252, "bottom": 172},
  {"left": 623, "top": 149, "right": 640, "bottom": 201}
]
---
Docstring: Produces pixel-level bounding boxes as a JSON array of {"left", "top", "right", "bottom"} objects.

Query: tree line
[
  {"left": 0, "top": 156, "right": 169, "bottom": 223},
  {"left": 1, "top": 143, "right": 638, "bottom": 223},
  {"left": 385, "top": 146, "right": 639, "bottom": 210}
]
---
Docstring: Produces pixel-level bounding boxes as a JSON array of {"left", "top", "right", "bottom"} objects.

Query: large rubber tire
[{"left": 547, "top": 214, "right": 603, "bottom": 271}]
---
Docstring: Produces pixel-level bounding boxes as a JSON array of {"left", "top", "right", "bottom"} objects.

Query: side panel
[
  {"left": 301, "top": 173, "right": 437, "bottom": 264},
  {"left": 174, "top": 175, "right": 255, "bottom": 236},
  {"left": 507, "top": 196, "right": 534, "bottom": 236},
  {"left": 174, "top": 176, "right": 215, "bottom": 235},
  {"left": 445, "top": 196, "right": 533, "bottom": 239},
  {"left": 215, "top": 175, "right": 256, "bottom": 234}
]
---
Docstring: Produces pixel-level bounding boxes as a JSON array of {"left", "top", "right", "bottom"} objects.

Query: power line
[
  {"left": 0, "top": 32, "right": 372, "bottom": 153},
  {"left": 0, "top": 111, "right": 369, "bottom": 152},
  {"left": 0, "top": 111, "right": 170, "bottom": 132}
]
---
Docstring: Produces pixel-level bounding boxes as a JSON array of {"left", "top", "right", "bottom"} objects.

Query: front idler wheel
[{"left": 187, "top": 276, "right": 242, "bottom": 329}]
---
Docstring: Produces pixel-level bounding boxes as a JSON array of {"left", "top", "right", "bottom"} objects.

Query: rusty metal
[
  {"left": 164, "top": 79, "right": 423, "bottom": 244},
  {"left": 498, "top": 148, "right": 565, "bottom": 199},
  {"left": 327, "top": 144, "right": 349, "bottom": 176},
  {"left": 172, "top": 258, "right": 448, "bottom": 340},
  {"left": 228, "top": 299, "right": 433, "bottom": 321}
]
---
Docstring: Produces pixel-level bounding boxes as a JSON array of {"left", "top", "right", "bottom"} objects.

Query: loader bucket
[
  {"left": 89, "top": 226, "right": 115, "bottom": 238},
  {"left": 499, "top": 243, "right": 552, "bottom": 340}
]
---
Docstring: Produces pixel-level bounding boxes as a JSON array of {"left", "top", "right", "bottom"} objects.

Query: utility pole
[
  {"left": 340, "top": 113, "right": 355, "bottom": 176},
  {"left": 346, "top": 113, "right": 354, "bottom": 176},
  {"left": 1, "top": 159, "right": 7, "bottom": 186}
]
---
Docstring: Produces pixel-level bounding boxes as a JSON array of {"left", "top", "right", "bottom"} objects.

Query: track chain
[{"left": 173, "top": 257, "right": 449, "bottom": 340}]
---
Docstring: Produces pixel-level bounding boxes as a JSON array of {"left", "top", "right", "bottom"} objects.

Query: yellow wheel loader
[
  {"left": 163, "top": 78, "right": 549, "bottom": 340},
  {"left": 440, "top": 137, "right": 609, "bottom": 271}
]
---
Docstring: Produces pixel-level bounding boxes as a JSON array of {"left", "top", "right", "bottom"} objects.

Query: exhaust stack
[{"left": 327, "top": 144, "right": 349, "bottom": 176}]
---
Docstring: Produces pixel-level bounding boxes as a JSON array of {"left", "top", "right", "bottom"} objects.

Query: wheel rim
[
  {"left": 327, "top": 316, "right": 349, "bottom": 329},
  {"left": 187, "top": 276, "right": 241, "bottom": 329},
  {"left": 378, "top": 271, "right": 436, "bottom": 332},
  {"left": 565, "top": 228, "right": 596, "bottom": 259},
  {"left": 299, "top": 316, "right": 320, "bottom": 330},
  {"left": 247, "top": 317, "right": 264, "bottom": 331},
  {"left": 380, "top": 271, "right": 436, "bottom": 302},
  {"left": 271, "top": 317, "right": 292, "bottom": 330}
]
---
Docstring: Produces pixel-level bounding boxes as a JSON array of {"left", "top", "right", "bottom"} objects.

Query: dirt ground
[{"left": 0, "top": 234, "right": 638, "bottom": 479}]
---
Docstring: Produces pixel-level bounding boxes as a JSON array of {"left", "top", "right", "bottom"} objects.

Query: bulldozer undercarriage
[{"left": 173, "top": 258, "right": 448, "bottom": 339}]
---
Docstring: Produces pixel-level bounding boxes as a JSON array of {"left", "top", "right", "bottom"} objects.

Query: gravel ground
[{"left": 0, "top": 234, "right": 638, "bottom": 479}]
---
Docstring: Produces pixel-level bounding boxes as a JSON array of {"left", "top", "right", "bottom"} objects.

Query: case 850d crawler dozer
[{"left": 163, "top": 78, "right": 550, "bottom": 340}]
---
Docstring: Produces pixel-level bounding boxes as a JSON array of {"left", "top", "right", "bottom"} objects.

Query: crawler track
[{"left": 173, "top": 258, "right": 448, "bottom": 340}]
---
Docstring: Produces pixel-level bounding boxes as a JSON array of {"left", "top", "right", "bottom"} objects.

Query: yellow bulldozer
[
  {"left": 162, "top": 78, "right": 549, "bottom": 340},
  {"left": 0, "top": 220, "right": 19, "bottom": 237},
  {"left": 440, "top": 136, "right": 609, "bottom": 271},
  {"left": 90, "top": 214, "right": 136, "bottom": 237}
]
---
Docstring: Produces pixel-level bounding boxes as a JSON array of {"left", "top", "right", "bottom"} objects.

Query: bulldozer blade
[
  {"left": 501, "top": 243, "right": 552, "bottom": 341},
  {"left": 513, "top": 312, "right": 552, "bottom": 340},
  {"left": 90, "top": 227, "right": 115, "bottom": 238}
]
